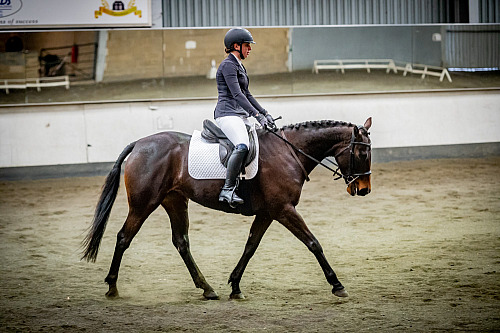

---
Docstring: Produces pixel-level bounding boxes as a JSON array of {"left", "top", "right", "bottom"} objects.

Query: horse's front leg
[
  {"left": 277, "top": 205, "right": 348, "bottom": 297},
  {"left": 228, "top": 214, "right": 273, "bottom": 299},
  {"left": 162, "top": 194, "right": 219, "bottom": 300}
]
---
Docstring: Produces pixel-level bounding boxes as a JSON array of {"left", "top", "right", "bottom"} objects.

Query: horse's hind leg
[
  {"left": 162, "top": 193, "right": 219, "bottom": 300},
  {"left": 228, "top": 214, "right": 272, "bottom": 299},
  {"left": 104, "top": 207, "right": 153, "bottom": 298}
]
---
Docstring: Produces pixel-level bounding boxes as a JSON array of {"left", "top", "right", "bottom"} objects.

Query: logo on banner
[
  {"left": 95, "top": 0, "right": 142, "bottom": 18},
  {"left": 0, "top": 0, "right": 23, "bottom": 18}
]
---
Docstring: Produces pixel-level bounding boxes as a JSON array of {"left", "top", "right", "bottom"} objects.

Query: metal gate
[{"left": 36, "top": 43, "right": 97, "bottom": 81}]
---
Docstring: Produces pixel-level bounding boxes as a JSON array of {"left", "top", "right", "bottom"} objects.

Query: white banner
[{"left": 0, "top": 0, "right": 151, "bottom": 29}]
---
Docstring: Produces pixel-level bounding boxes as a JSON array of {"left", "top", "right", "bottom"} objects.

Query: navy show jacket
[{"left": 214, "top": 53, "right": 266, "bottom": 119}]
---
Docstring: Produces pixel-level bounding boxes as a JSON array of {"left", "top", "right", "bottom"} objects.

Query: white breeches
[{"left": 215, "top": 116, "right": 250, "bottom": 148}]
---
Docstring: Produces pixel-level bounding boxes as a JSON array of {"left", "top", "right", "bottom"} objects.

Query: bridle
[
  {"left": 332, "top": 124, "right": 372, "bottom": 185},
  {"left": 268, "top": 124, "right": 371, "bottom": 184}
]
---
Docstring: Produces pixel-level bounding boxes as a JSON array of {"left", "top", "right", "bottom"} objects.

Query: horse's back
[
  {"left": 131, "top": 131, "right": 190, "bottom": 158},
  {"left": 124, "top": 131, "right": 191, "bottom": 188}
]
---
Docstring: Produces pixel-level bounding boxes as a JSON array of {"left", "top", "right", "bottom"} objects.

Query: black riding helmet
[{"left": 224, "top": 28, "right": 255, "bottom": 59}]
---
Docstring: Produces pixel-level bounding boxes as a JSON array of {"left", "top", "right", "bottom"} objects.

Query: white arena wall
[{"left": 0, "top": 89, "right": 499, "bottom": 178}]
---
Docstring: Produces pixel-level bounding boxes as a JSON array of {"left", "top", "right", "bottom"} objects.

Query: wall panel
[
  {"left": 1, "top": 90, "right": 499, "bottom": 168},
  {"left": 162, "top": 0, "right": 460, "bottom": 27},
  {"left": 444, "top": 24, "right": 500, "bottom": 68}
]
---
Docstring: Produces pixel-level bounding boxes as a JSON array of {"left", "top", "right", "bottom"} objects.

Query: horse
[{"left": 82, "top": 117, "right": 372, "bottom": 300}]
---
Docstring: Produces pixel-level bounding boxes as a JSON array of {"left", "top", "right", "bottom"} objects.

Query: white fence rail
[
  {"left": 313, "top": 59, "right": 452, "bottom": 82},
  {"left": 0, "top": 76, "right": 70, "bottom": 94},
  {"left": 313, "top": 59, "right": 397, "bottom": 74},
  {"left": 401, "top": 63, "right": 452, "bottom": 82}
]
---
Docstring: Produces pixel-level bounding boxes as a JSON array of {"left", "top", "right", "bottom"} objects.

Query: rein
[
  {"left": 267, "top": 123, "right": 371, "bottom": 184},
  {"left": 268, "top": 128, "right": 344, "bottom": 182},
  {"left": 280, "top": 130, "right": 311, "bottom": 182}
]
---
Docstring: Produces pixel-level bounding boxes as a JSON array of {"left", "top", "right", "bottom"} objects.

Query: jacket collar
[
  {"left": 228, "top": 53, "right": 240, "bottom": 64},
  {"left": 228, "top": 53, "right": 246, "bottom": 73}
]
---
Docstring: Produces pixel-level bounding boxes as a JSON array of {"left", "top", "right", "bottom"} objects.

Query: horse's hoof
[
  {"left": 203, "top": 290, "right": 220, "bottom": 300},
  {"left": 333, "top": 288, "right": 349, "bottom": 298},
  {"left": 229, "top": 292, "right": 245, "bottom": 300},
  {"left": 105, "top": 287, "right": 119, "bottom": 299}
]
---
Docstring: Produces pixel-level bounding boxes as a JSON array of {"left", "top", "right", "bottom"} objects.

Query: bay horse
[{"left": 82, "top": 117, "right": 372, "bottom": 300}]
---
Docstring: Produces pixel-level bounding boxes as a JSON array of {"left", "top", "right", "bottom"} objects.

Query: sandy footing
[{"left": 1, "top": 157, "right": 499, "bottom": 332}]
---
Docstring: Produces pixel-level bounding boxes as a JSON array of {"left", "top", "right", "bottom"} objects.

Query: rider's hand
[
  {"left": 255, "top": 113, "right": 268, "bottom": 128},
  {"left": 265, "top": 114, "right": 277, "bottom": 131}
]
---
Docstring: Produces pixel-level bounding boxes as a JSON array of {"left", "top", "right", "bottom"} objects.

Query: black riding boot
[{"left": 219, "top": 144, "right": 248, "bottom": 207}]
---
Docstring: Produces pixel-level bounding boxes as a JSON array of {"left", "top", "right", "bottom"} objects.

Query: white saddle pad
[{"left": 188, "top": 126, "right": 259, "bottom": 180}]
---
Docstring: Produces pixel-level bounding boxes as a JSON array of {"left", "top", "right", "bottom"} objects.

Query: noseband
[{"left": 268, "top": 124, "right": 371, "bottom": 184}]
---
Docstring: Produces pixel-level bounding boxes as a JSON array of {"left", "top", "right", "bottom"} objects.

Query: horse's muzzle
[{"left": 346, "top": 175, "right": 371, "bottom": 196}]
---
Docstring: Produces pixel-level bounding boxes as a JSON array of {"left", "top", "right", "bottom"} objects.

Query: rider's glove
[
  {"left": 265, "top": 114, "right": 277, "bottom": 131},
  {"left": 255, "top": 113, "right": 268, "bottom": 128}
]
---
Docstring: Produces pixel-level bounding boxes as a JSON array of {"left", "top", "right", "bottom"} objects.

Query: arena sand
[{"left": 1, "top": 158, "right": 499, "bottom": 332}]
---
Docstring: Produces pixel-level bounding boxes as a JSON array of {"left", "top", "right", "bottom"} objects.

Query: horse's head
[{"left": 335, "top": 117, "right": 372, "bottom": 196}]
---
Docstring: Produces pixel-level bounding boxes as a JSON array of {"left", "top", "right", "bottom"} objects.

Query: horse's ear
[{"left": 364, "top": 117, "right": 372, "bottom": 130}]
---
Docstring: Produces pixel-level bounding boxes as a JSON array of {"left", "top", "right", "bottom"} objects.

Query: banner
[{"left": 0, "top": 0, "right": 151, "bottom": 29}]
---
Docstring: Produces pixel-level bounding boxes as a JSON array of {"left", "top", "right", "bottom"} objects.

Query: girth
[{"left": 200, "top": 119, "right": 257, "bottom": 168}]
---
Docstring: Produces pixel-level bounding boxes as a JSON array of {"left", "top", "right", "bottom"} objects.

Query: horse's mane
[{"left": 281, "top": 120, "right": 353, "bottom": 131}]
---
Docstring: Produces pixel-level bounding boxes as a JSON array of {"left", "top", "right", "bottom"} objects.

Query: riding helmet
[{"left": 224, "top": 28, "right": 255, "bottom": 51}]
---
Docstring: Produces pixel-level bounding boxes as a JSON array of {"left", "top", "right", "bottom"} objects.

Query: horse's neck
[{"left": 284, "top": 125, "right": 351, "bottom": 169}]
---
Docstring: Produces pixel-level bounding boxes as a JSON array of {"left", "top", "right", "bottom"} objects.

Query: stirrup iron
[{"left": 219, "top": 178, "right": 244, "bottom": 208}]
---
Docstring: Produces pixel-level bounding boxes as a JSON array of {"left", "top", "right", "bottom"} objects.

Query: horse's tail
[{"left": 81, "top": 141, "right": 136, "bottom": 262}]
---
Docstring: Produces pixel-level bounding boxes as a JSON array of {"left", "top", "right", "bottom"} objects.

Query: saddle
[{"left": 201, "top": 119, "right": 257, "bottom": 169}]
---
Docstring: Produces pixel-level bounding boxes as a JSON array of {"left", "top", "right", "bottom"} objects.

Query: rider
[{"left": 214, "top": 27, "right": 276, "bottom": 207}]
